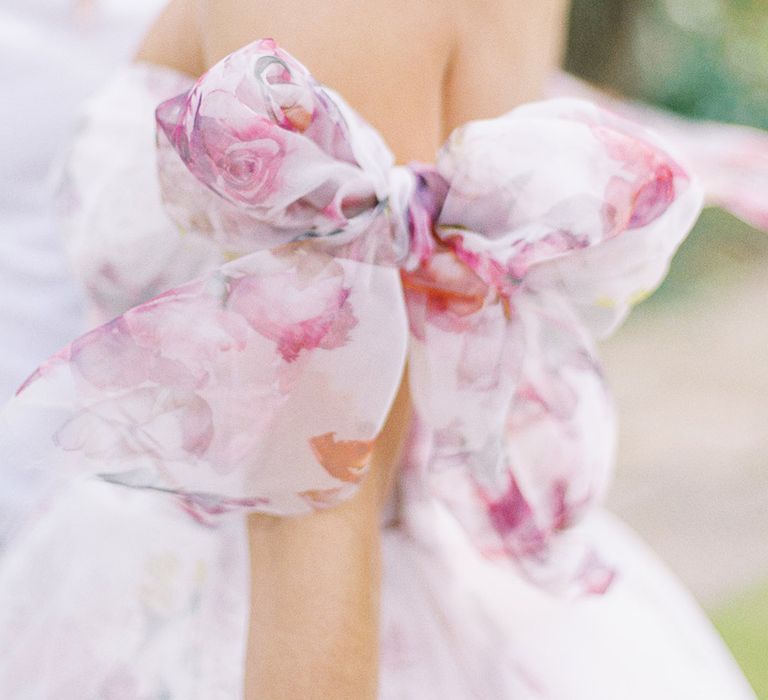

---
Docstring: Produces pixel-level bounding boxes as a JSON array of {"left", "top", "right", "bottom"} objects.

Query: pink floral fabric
[
  {"left": 0, "top": 39, "right": 705, "bottom": 594},
  {"left": 551, "top": 72, "right": 768, "bottom": 234}
]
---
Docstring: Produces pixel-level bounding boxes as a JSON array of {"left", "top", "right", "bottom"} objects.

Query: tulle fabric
[{"left": 0, "top": 479, "right": 755, "bottom": 698}]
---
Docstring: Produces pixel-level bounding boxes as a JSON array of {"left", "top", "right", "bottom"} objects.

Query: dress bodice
[{"left": 4, "top": 39, "right": 706, "bottom": 595}]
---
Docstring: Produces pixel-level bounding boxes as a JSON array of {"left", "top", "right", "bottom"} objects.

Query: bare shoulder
[{"left": 132, "top": 0, "right": 568, "bottom": 160}]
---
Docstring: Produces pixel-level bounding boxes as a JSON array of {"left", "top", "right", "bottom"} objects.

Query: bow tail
[
  {"left": 400, "top": 280, "right": 617, "bottom": 595},
  {"left": 0, "top": 247, "right": 409, "bottom": 531},
  {"left": 486, "top": 290, "right": 618, "bottom": 594}
]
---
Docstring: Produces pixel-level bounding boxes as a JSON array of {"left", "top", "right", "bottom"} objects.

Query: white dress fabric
[
  {"left": 0, "top": 0, "right": 164, "bottom": 549},
  {"left": 0, "top": 39, "right": 759, "bottom": 699},
  {"left": 0, "top": 0, "right": 164, "bottom": 399}
]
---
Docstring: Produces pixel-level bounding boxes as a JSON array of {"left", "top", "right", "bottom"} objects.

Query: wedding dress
[{"left": 0, "top": 39, "right": 758, "bottom": 699}]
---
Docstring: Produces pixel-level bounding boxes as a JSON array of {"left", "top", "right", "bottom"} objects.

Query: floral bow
[{"left": 1, "top": 39, "right": 704, "bottom": 594}]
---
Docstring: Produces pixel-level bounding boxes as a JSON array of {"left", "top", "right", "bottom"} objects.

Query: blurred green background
[{"left": 565, "top": 1, "right": 768, "bottom": 695}]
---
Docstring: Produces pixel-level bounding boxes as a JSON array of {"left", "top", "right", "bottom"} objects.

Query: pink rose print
[
  {"left": 401, "top": 248, "right": 490, "bottom": 340},
  {"left": 215, "top": 131, "right": 285, "bottom": 206},
  {"left": 177, "top": 101, "right": 289, "bottom": 208},
  {"left": 226, "top": 250, "right": 358, "bottom": 362},
  {"left": 482, "top": 474, "right": 544, "bottom": 554},
  {"left": 594, "top": 124, "right": 682, "bottom": 235},
  {"left": 154, "top": 52, "right": 394, "bottom": 276}
]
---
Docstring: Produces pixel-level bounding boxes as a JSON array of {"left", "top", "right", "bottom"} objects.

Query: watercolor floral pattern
[{"left": 0, "top": 39, "right": 705, "bottom": 594}]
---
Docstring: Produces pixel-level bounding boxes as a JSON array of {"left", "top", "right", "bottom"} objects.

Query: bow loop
[
  {"left": 421, "top": 99, "right": 699, "bottom": 302},
  {"left": 156, "top": 38, "right": 401, "bottom": 263}
]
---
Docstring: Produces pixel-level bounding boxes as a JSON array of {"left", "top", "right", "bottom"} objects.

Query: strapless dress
[{"left": 0, "top": 38, "right": 758, "bottom": 699}]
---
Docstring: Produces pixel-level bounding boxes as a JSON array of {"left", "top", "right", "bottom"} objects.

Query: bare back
[
  {"left": 202, "top": 0, "right": 454, "bottom": 163},
  {"left": 137, "top": 0, "right": 569, "bottom": 162}
]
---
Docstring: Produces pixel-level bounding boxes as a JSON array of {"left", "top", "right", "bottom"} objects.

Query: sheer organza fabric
[
  {"left": 2, "top": 40, "right": 703, "bottom": 591},
  {"left": 0, "top": 39, "right": 759, "bottom": 699}
]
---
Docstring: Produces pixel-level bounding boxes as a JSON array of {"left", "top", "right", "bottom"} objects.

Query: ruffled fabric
[
  {"left": 0, "top": 479, "right": 756, "bottom": 699},
  {"left": 58, "top": 63, "right": 223, "bottom": 320},
  {"left": 0, "top": 39, "right": 705, "bottom": 594}
]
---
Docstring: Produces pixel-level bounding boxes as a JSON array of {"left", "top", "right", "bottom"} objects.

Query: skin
[{"left": 136, "top": 1, "right": 570, "bottom": 697}]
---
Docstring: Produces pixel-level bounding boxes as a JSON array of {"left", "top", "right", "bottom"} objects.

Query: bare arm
[
  {"left": 244, "top": 468, "right": 382, "bottom": 698},
  {"left": 244, "top": 369, "right": 411, "bottom": 699}
]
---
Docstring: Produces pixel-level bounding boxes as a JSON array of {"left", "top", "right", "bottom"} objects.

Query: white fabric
[
  {"left": 0, "top": 0, "right": 164, "bottom": 541},
  {"left": 0, "top": 0, "right": 164, "bottom": 401}
]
